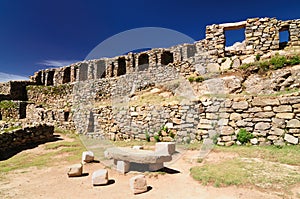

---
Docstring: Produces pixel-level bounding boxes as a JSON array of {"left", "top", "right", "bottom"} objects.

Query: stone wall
[
  {"left": 0, "top": 123, "right": 54, "bottom": 158},
  {"left": 26, "top": 84, "right": 74, "bottom": 130},
  {"left": 199, "top": 94, "right": 300, "bottom": 146}
]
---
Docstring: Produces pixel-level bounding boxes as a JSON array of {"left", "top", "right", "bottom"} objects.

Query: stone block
[
  {"left": 276, "top": 113, "right": 294, "bottom": 119},
  {"left": 284, "top": 134, "right": 299, "bottom": 145},
  {"left": 67, "top": 163, "right": 83, "bottom": 177},
  {"left": 255, "top": 122, "right": 271, "bottom": 130},
  {"left": 155, "top": 142, "right": 176, "bottom": 155},
  {"left": 287, "top": 119, "right": 300, "bottom": 128},
  {"left": 129, "top": 175, "right": 148, "bottom": 194},
  {"left": 92, "top": 169, "right": 108, "bottom": 186},
  {"left": 117, "top": 160, "right": 130, "bottom": 174},
  {"left": 82, "top": 151, "right": 94, "bottom": 163}
]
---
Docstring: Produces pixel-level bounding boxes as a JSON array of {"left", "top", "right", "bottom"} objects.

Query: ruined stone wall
[
  {"left": 0, "top": 124, "right": 54, "bottom": 158},
  {"left": 26, "top": 84, "right": 74, "bottom": 130}
]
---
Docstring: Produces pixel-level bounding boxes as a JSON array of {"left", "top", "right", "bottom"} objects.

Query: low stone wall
[
  {"left": 199, "top": 94, "right": 300, "bottom": 146},
  {"left": 93, "top": 101, "right": 200, "bottom": 143},
  {"left": 0, "top": 124, "right": 54, "bottom": 156}
]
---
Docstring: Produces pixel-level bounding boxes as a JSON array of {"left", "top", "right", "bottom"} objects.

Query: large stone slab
[
  {"left": 105, "top": 147, "right": 172, "bottom": 164},
  {"left": 129, "top": 175, "right": 148, "bottom": 194}
]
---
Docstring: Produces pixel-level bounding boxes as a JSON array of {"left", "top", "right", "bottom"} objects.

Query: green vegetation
[
  {"left": 0, "top": 100, "right": 18, "bottom": 109},
  {"left": 239, "top": 53, "right": 300, "bottom": 72},
  {"left": 237, "top": 128, "right": 253, "bottom": 144},
  {"left": 1, "top": 125, "right": 22, "bottom": 133},
  {"left": 26, "top": 84, "right": 72, "bottom": 96},
  {"left": 145, "top": 131, "right": 150, "bottom": 142},
  {"left": 188, "top": 76, "right": 205, "bottom": 83},
  {"left": 190, "top": 145, "right": 300, "bottom": 192}
]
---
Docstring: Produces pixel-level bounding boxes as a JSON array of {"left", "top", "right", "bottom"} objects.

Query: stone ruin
[{"left": 1, "top": 17, "right": 300, "bottom": 149}]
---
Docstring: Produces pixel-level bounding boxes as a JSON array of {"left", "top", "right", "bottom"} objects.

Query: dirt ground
[{"left": 0, "top": 134, "right": 297, "bottom": 199}]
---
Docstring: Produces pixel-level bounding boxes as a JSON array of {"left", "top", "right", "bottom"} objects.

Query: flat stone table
[{"left": 104, "top": 147, "right": 172, "bottom": 173}]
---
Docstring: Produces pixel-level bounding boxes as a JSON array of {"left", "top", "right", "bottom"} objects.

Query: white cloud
[
  {"left": 38, "top": 60, "right": 79, "bottom": 67},
  {"left": 0, "top": 72, "right": 28, "bottom": 83}
]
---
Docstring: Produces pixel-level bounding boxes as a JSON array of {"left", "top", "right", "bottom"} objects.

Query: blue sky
[{"left": 0, "top": 0, "right": 299, "bottom": 80}]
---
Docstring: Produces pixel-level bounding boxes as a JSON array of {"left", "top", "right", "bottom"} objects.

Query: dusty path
[{"left": 0, "top": 144, "right": 283, "bottom": 199}]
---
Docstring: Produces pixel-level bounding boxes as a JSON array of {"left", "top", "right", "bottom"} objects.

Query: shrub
[
  {"left": 154, "top": 135, "right": 161, "bottom": 142},
  {"left": 169, "top": 131, "right": 175, "bottom": 139},
  {"left": 288, "top": 55, "right": 300, "bottom": 66},
  {"left": 258, "top": 61, "right": 270, "bottom": 72},
  {"left": 145, "top": 131, "right": 150, "bottom": 142},
  {"left": 269, "top": 54, "right": 287, "bottom": 70},
  {"left": 237, "top": 128, "right": 253, "bottom": 144},
  {"left": 188, "top": 77, "right": 195, "bottom": 83},
  {"left": 195, "top": 76, "right": 205, "bottom": 82},
  {"left": 255, "top": 54, "right": 261, "bottom": 61}
]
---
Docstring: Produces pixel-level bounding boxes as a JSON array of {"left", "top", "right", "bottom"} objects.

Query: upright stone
[
  {"left": 92, "top": 169, "right": 109, "bottom": 186},
  {"left": 67, "top": 163, "right": 83, "bottom": 177},
  {"left": 129, "top": 175, "right": 148, "bottom": 194},
  {"left": 82, "top": 151, "right": 95, "bottom": 163},
  {"left": 155, "top": 142, "right": 176, "bottom": 155}
]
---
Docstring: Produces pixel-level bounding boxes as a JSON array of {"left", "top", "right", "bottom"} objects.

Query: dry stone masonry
[{"left": 0, "top": 17, "right": 300, "bottom": 151}]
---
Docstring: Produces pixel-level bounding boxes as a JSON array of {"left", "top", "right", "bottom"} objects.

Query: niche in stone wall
[
  {"left": 117, "top": 57, "right": 126, "bottom": 76},
  {"left": 279, "top": 26, "right": 290, "bottom": 49},
  {"left": 79, "top": 63, "right": 88, "bottom": 81},
  {"left": 96, "top": 60, "right": 106, "bottom": 79},
  {"left": 111, "top": 63, "right": 115, "bottom": 77},
  {"left": 63, "top": 67, "right": 71, "bottom": 84},
  {"left": 64, "top": 111, "right": 69, "bottom": 122},
  {"left": 138, "top": 53, "right": 149, "bottom": 71},
  {"left": 161, "top": 51, "right": 174, "bottom": 65},
  {"left": 187, "top": 45, "right": 197, "bottom": 58},
  {"left": 46, "top": 71, "right": 55, "bottom": 86}
]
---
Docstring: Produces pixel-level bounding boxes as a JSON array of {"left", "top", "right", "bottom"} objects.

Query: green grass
[
  {"left": 190, "top": 158, "right": 300, "bottom": 189},
  {"left": 190, "top": 145, "right": 300, "bottom": 192},
  {"left": 0, "top": 125, "right": 22, "bottom": 133},
  {"left": 215, "top": 145, "right": 300, "bottom": 166},
  {"left": 0, "top": 129, "right": 86, "bottom": 174}
]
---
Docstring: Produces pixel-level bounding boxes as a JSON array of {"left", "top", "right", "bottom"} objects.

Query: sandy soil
[{"left": 0, "top": 135, "right": 294, "bottom": 199}]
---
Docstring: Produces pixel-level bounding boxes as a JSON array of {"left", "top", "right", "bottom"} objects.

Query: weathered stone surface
[
  {"left": 230, "top": 113, "right": 242, "bottom": 120},
  {"left": 129, "top": 175, "right": 147, "bottom": 194},
  {"left": 232, "top": 101, "right": 248, "bottom": 110},
  {"left": 105, "top": 147, "right": 172, "bottom": 164},
  {"left": 220, "top": 58, "right": 232, "bottom": 71},
  {"left": 284, "top": 134, "right": 299, "bottom": 144},
  {"left": 250, "top": 138, "right": 258, "bottom": 145},
  {"left": 270, "top": 127, "right": 285, "bottom": 136},
  {"left": 272, "top": 118, "right": 286, "bottom": 128},
  {"left": 82, "top": 151, "right": 94, "bottom": 163},
  {"left": 67, "top": 163, "right": 83, "bottom": 177},
  {"left": 117, "top": 160, "right": 130, "bottom": 174},
  {"left": 252, "top": 98, "right": 280, "bottom": 106},
  {"left": 92, "top": 169, "right": 108, "bottom": 186},
  {"left": 276, "top": 113, "right": 294, "bottom": 119},
  {"left": 255, "top": 122, "right": 271, "bottom": 130},
  {"left": 254, "top": 112, "right": 275, "bottom": 118},
  {"left": 207, "top": 63, "right": 220, "bottom": 73},
  {"left": 287, "top": 119, "right": 300, "bottom": 128},
  {"left": 220, "top": 126, "right": 234, "bottom": 135},
  {"left": 155, "top": 142, "right": 176, "bottom": 155},
  {"left": 273, "top": 105, "right": 292, "bottom": 113}
]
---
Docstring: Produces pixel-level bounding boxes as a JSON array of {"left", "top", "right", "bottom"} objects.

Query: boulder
[
  {"left": 82, "top": 151, "right": 94, "bottom": 163},
  {"left": 67, "top": 163, "right": 83, "bottom": 177},
  {"left": 232, "top": 101, "right": 248, "bottom": 110},
  {"left": 129, "top": 175, "right": 148, "bottom": 194},
  {"left": 92, "top": 169, "right": 108, "bottom": 186}
]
